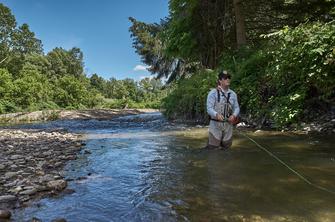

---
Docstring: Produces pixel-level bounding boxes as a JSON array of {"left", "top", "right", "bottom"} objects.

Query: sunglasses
[{"left": 222, "top": 76, "right": 231, "bottom": 80}]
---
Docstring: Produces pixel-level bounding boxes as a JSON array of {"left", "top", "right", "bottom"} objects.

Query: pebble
[{"left": 0, "top": 129, "right": 83, "bottom": 211}]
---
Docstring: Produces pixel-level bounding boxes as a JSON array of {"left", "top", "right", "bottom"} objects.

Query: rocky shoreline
[
  {"left": 0, "top": 129, "right": 85, "bottom": 220},
  {"left": 0, "top": 109, "right": 159, "bottom": 221},
  {"left": 0, "top": 108, "right": 159, "bottom": 124}
]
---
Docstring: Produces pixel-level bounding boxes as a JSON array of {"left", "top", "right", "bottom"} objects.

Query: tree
[
  {"left": 129, "top": 17, "right": 195, "bottom": 83},
  {"left": 138, "top": 77, "right": 163, "bottom": 101},
  {"left": 13, "top": 65, "right": 51, "bottom": 109},
  {"left": 46, "top": 47, "right": 84, "bottom": 78},
  {"left": 12, "top": 23, "right": 43, "bottom": 54},
  {"left": 90, "top": 73, "right": 106, "bottom": 93},
  {"left": 53, "top": 75, "right": 87, "bottom": 107},
  {"left": 0, "top": 3, "right": 16, "bottom": 65},
  {"left": 0, "top": 68, "right": 15, "bottom": 113},
  {"left": 0, "top": 68, "right": 13, "bottom": 100},
  {"left": 24, "top": 53, "right": 52, "bottom": 76},
  {"left": 122, "top": 78, "right": 137, "bottom": 101},
  {"left": 233, "top": 0, "right": 246, "bottom": 48},
  {"left": 0, "top": 4, "right": 43, "bottom": 76}
]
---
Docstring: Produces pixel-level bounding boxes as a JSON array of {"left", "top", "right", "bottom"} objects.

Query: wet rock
[
  {"left": 0, "top": 195, "right": 17, "bottom": 203},
  {"left": 20, "top": 188, "right": 38, "bottom": 196},
  {"left": 9, "top": 154, "right": 24, "bottom": 160},
  {"left": 31, "top": 217, "right": 42, "bottom": 222},
  {"left": 4, "top": 172, "right": 17, "bottom": 179},
  {"left": 53, "top": 175, "right": 62, "bottom": 180},
  {"left": 47, "top": 180, "right": 67, "bottom": 191},
  {"left": 76, "top": 176, "right": 87, "bottom": 181},
  {"left": 84, "top": 149, "right": 91, "bottom": 154},
  {"left": 0, "top": 164, "right": 6, "bottom": 170},
  {"left": 51, "top": 218, "right": 67, "bottom": 222},
  {"left": 0, "top": 209, "right": 11, "bottom": 219},
  {"left": 9, "top": 186, "right": 23, "bottom": 194},
  {"left": 0, "top": 129, "right": 83, "bottom": 210},
  {"left": 62, "top": 189, "right": 75, "bottom": 195}
]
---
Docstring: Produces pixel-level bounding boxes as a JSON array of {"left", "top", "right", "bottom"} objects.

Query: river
[{"left": 12, "top": 112, "right": 335, "bottom": 221}]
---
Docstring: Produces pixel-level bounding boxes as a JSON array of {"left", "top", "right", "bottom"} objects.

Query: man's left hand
[{"left": 228, "top": 115, "right": 236, "bottom": 124}]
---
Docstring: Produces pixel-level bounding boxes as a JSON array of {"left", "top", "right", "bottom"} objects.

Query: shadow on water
[{"left": 11, "top": 113, "right": 335, "bottom": 222}]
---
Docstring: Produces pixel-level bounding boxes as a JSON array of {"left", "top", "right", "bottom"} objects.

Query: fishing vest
[{"left": 211, "top": 89, "right": 233, "bottom": 121}]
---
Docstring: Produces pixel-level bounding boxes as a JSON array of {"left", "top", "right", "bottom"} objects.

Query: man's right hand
[{"left": 216, "top": 113, "right": 224, "bottom": 121}]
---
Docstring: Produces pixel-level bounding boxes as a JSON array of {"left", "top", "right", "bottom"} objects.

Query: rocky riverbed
[{"left": 0, "top": 129, "right": 84, "bottom": 220}]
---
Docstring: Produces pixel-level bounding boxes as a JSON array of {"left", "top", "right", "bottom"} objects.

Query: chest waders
[
  {"left": 209, "top": 89, "right": 233, "bottom": 122},
  {"left": 207, "top": 89, "right": 234, "bottom": 149}
]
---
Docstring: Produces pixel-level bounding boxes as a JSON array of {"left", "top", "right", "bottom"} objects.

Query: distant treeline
[
  {"left": 129, "top": 0, "right": 335, "bottom": 128},
  {"left": 0, "top": 3, "right": 166, "bottom": 114}
]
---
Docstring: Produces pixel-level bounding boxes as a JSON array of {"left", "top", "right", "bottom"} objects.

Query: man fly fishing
[{"left": 206, "top": 70, "right": 240, "bottom": 149}]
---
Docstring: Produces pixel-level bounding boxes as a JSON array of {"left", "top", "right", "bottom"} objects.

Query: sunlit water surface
[{"left": 10, "top": 113, "right": 335, "bottom": 222}]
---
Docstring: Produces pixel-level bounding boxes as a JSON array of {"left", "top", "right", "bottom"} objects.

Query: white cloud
[{"left": 133, "top": 65, "right": 150, "bottom": 71}]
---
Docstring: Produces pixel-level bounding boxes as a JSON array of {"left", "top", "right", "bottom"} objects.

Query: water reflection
[{"left": 12, "top": 114, "right": 335, "bottom": 222}]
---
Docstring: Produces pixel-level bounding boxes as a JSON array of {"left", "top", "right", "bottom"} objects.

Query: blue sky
[{"left": 1, "top": 0, "right": 169, "bottom": 80}]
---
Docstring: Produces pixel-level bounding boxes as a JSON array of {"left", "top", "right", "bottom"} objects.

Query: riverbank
[
  {"left": 0, "top": 129, "right": 84, "bottom": 220},
  {"left": 169, "top": 111, "right": 335, "bottom": 135},
  {"left": 0, "top": 108, "right": 159, "bottom": 124},
  {"left": 0, "top": 109, "right": 158, "bottom": 220}
]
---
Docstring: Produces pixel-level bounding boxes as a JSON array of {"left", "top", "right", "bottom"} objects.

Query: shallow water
[{"left": 11, "top": 113, "right": 335, "bottom": 222}]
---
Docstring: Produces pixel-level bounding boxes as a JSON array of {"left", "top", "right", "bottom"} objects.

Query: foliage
[
  {"left": 0, "top": 3, "right": 168, "bottom": 115},
  {"left": 222, "top": 22, "right": 335, "bottom": 127},
  {"left": 0, "top": 3, "right": 43, "bottom": 76},
  {"left": 264, "top": 21, "right": 335, "bottom": 125},
  {"left": 129, "top": 17, "right": 198, "bottom": 83},
  {"left": 0, "top": 99, "right": 16, "bottom": 114},
  {"left": 162, "top": 21, "right": 335, "bottom": 128},
  {"left": 53, "top": 75, "right": 91, "bottom": 108},
  {"left": 12, "top": 65, "right": 51, "bottom": 109},
  {"left": 0, "top": 68, "right": 13, "bottom": 100},
  {"left": 0, "top": 69, "right": 17, "bottom": 114},
  {"left": 46, "top": 47, "right": 84, "bottom": 79},
  {"left": 162, "top": 69, "right": 217, "bottom": 121}
]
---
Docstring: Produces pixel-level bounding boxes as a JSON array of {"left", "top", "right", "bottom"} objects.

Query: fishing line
[{"left": 236, "top": 129, "right": 335, "bottom": 195}]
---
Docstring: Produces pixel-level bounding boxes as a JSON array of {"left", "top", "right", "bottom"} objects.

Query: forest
[
  {"left": 129, "top": 0, "right": 335, "bottom": 128},
  {"left": 0, "top": 3, "right": 166, "bottom": 114}
]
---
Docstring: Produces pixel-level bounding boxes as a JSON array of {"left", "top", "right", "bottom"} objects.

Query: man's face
[{"left": 219, "top": 76, "right": 230, "bottom": 87}]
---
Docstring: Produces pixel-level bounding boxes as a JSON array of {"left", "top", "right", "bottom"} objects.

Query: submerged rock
[
  {"left": 51, "top": 218, "right": 67, "bottom": 222},
  {"left": 31, "top": 217, "right": 42, "bottom": 222},
  {"left": 0, "top": 209, "right": 11, "bottom": 219}
]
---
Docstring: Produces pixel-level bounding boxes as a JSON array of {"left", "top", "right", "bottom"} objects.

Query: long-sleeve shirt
[{"left": 207, "top": 88, "right": 240, "bottom": 119}]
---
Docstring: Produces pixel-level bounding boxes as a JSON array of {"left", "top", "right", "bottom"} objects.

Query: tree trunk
[{"left": 233, "top": 0, "right": 246, "bottom": 48}]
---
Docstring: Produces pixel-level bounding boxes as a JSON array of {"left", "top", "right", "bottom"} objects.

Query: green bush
[
  {"left": 13, "top": 65, "right": 51, "bottom": 109},
  {"left": 264, "top": 21, "right": 335, "bottom": 125},
  {"left": 0, "top": 100, "right": 17, "bottom": 114},
  {"left": 161, "top": 69, "right": 217, "bottom": 121},
  {"left": 0, "top": 69, "right": 14, "bottom": 101}
]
